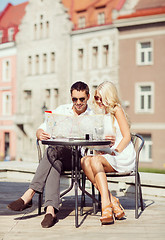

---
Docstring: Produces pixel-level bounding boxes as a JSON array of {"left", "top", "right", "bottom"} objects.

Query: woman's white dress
[{"left": 101, "top": 114, "right": 136, "bottom": 172}]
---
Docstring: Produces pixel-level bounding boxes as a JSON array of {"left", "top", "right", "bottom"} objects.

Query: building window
[
  {"left": 34, "top": 24, "right": 37, "bottom": 40},
  {"left": 2, "top": 59, "right": 11, "bottom": 82},
  {"left": 78, "top": 16, "right": 86, "bottom": 28},
  {"left": 4, "top": 132, "right": 10, "bottom": 160},
  {"left": 140, "top": 134, "right": 152, "bottom": 162},
  {"left": 24, "top": 90, "right": 32, "bottom": 114},
  {"left": 40, "top": 22, "right": 43, "bottom": 38},
  {"left": 0, "top": 30, "right": 3, "bottom": 43},
  {"left": 35, "top": 55, "right": 39, "bottom": 74},
  {"left": 46, "top": 21, "right": 49, "bottom": 38},
  {"left": 28, "top": 56, "right": 32, "bottom": 75},
  {"left": 45, "top": 89, "right": 50, "bottom": 109},
  {"left": 137, "top": 41, "right": 153, "bottom": 65},
  {"left": 43, "top": 53, "right": 47, "bottom": 74},
  {"left": 136, "top": 83, "right": 154, "bottom": 113},
  {"left": 98, "top": 12, "right": 105, "bottom": 25},
  {"left": 102, "top": 45, "right": 109, "bottom": 67},
  {"left": 8, "top": 28, "right": 14, "bottom": 41},
  {"left": 45, "top": 88, "right": 58, "bottom": 110},
  {"left": 2, "top": 92, "right": 12, "bottom": 116},
  {"left": 78, "top": 48, "right": 84, "bottom": 70},
  {"left": 50, "top": 52, "right": 55, "bottom": 73},
  {"left": 92, "top": 46, "right": 98, "bottom": 69}
]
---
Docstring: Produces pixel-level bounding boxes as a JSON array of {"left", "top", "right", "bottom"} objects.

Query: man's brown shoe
[
  {"left": 41, "top": 214, "right": 57, "bottom": 228},
  {"left": 7, "top": 198, "right": 32, "bottom": 211}
]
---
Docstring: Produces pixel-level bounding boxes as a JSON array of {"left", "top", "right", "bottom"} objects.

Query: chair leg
[
  {"left": 135, "top": 173, "right": 138, "bottom": 219},
  {"left": 92, "top": 184, "right": 96, "bottom": 214},
  {"left": 80, "top": 173, "right": 86, "bottom": 216},
  {"left": 138, "top": 173, "right": 144, "bottom": 211},
  {"left": 38, "top": 192, "right": 43, "bottom": 215},
  {"left": 98, "top": 192, "right": 101, "bottom": 210}
]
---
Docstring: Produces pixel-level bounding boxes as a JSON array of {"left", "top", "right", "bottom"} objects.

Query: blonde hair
[
  {"left": 94, "top": 81, "right": 121, "bottom": 114},
  {"left": 94, "top": 81, "right": 130, "bottom": 130}
]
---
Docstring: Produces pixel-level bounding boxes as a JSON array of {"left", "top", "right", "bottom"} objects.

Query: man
[{"left": 8, "top": 81, "right": 93, "bottom": 228}]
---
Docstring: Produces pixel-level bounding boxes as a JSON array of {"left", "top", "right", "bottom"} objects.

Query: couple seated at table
[{"left": 8, "top": 81, "right": 136, "bottom": 227}]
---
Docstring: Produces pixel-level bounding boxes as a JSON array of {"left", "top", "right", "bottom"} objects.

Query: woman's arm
[{"left": 113, "top": 105, "right": 131, "bottom": 154}]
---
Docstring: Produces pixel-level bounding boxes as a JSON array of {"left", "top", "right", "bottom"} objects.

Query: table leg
[
  {"left": 60, "top": 147, "right": 75, "bottom": 198},
  {"left": 74, "top": 146, "right": 79, "bottom": 228}
]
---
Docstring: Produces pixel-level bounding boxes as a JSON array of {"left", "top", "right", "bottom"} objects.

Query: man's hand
[
  {"left": 105, "top": 135, "right": 116, "bottom": 147},
  {"left": 36, "top": 129, "right": 51, "bottom": 141}
]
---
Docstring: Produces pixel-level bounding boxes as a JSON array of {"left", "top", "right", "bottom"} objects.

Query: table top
[{"left": 42, "top": 138, "right": 111, "bottom": 147}]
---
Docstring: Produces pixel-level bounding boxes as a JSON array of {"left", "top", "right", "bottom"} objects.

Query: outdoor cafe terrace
[{"left": 0, "top": 161, "right": 165, "bottom": 240}]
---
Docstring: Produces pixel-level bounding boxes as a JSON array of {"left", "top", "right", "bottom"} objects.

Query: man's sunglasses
[
  {"left": 94, "top": 95, "right": 102, "bottom": 102},
  {"left": 72, "top": 97, "right": 86, "bottom": 103}
]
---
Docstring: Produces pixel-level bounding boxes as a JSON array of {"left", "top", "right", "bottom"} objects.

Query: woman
[{"left": 81, "top": 81, "right": 136, "bottom": 225}]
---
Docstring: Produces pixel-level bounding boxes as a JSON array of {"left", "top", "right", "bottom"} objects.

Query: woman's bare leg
[
  {"left": 90, "top": 155, "right": 115, "bottom": 209},
  {"left": 81, "top": 156, "right": 98, "bottom": 189}
]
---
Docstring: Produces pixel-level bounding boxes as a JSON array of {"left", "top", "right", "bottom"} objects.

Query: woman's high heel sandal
[
  {"left": 100, "top": 204, "right": 114, "bottom": 225},
  {"left": 112, "top": 196, "right": 125, "bottom": 220}
]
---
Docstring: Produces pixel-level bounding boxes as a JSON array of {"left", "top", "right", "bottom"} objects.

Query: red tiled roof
[
  {"left": 135, "top": 0, "right": 165, "bottom": 10},
  {"left": 115, "top": 0, "right": 125, "bottom": 11},
  {"left": 75, "top": 0, "right": 126, "bottom": 12},
  {"left": 118, "top": 6, "right": 165, "bottom": 20},
  {"left": 95, "top": 0, "right": 125, "bottom": 9},
  {"left": 0, "top": 2, "right": 28, "bottom": 28}
]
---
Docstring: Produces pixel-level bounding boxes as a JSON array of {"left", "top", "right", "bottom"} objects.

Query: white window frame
[
  {"left": 50, "top": 52, "right": 55, "bottom": 73},
  {"left": 136, "top": 40, "right": 153, "bottom": 65},
  {"left": 92, "top": 46, "right": 98, "bottom": 69},
  {"left": 77, "top": 48, "right": 84, "bottom": 71},
  {"left": 135, "top": 82, "right": 154, "bottom": 114},
  {"left": 102, "top": 44, "right": 109, "bottom": 67},
  {"left": 2, "top": 92, "right": 12, "bottom": 116},
  {"left": 78, "top": 16, "right": 86, "bottom": 28},
  {"left": 2, "top": 59, "right": 11, "bottom": 82},
  {"left": 27, "top": 56, "right": 32, "bottom": 76},
  {"left": 24, "top": 90, "right": 32, "bottom": 114},
  {"left": 8, "top": 27, "right": 14, "bottom": 42},
  {"left": 35, "top": 54, "right": 40, "bottom": 75},
  {"left": 139, "top": 134, "right": 152, "bottom": 162},
  {"left": 98, "top": 12, "right": 105, "bottom": 25},
  {"left": 34, "top": 24, "right": 37, "bottom": 40}
]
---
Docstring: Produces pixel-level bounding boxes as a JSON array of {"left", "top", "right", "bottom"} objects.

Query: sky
[{"left": 0, "top": 0, "right": 28, "bottom": 12}]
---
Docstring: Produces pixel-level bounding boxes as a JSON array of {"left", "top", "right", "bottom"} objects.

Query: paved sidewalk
[{"left": 0, "top": 179, "right": 165, "bottom": 240}]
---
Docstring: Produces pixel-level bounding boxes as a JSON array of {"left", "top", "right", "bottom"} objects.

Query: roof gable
[{"left": 0, "top": 2, "right": 28, "bottom": 28}]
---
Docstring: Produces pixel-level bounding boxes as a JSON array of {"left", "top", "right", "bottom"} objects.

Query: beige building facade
[
  {"left": 15, "top": 0, "right": 72, "bottom": 161},
  {"left": 116, "top": 6, "right": 165, "bottom": 169}
]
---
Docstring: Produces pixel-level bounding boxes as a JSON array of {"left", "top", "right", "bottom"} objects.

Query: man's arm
[{"left": 36, "top": 128, "right": 51, "bottom": 140}]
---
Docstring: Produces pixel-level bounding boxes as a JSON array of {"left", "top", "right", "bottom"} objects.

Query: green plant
[{"left": 139, "top": 167, "right": 165, "bottom": 174}]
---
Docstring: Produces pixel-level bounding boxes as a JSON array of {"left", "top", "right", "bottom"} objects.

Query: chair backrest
[{"left": 131, "top": 133, "right": 144, "bottom": 170}]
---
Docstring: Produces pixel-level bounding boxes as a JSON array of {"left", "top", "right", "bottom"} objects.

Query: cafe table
[{"left": 42, "top": 137, "right": 111, "bottom": 228}]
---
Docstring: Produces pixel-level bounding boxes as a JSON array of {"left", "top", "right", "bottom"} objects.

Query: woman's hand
[{"left": 105, "top": 135, "right": 116, "bottom": 147}]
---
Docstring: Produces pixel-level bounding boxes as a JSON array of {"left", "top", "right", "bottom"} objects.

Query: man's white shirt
[{"left": 38, "top": 103, "right": 93, "bottom": 131}]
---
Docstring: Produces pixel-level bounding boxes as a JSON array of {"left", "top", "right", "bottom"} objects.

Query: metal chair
[
  {"left": 36, "top": 139, "right": 75, "bottom": 215},
  {"left": 80, "top": 133, "right": 145, "bottom": 219}
]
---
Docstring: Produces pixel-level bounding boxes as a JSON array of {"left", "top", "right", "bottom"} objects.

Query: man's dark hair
[{"left": 70, "top": 81, "right": 89, "bottom": 95}]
